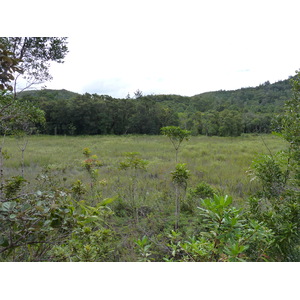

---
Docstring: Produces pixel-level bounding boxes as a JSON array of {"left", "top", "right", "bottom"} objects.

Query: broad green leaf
[
  {"left": 99, "top": 197, "right": 116, "bottom": 206},
  {"left": 0, "top": 201, "right": 17, "bottom": 212}
]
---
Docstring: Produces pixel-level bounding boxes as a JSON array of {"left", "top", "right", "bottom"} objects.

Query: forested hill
[
  {"left": 18, "top": 89, "right": 80, "bottom": 101},
  {"left": 146, "top": 77, "right": 292, "bottom": 113},
  {"left": 18, "top": 77, "right": 293, "bottom": 136}
]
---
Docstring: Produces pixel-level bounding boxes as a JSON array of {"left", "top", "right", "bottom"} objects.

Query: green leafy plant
[
  {"left": 183, "top": 181, "right": 217, "bottom": 214},
  {"left": 0, "top": 173, "right": 115, "bottom": 261},
  {"left": 134, "top": 236, "right": 153, "bottom": 262},
  {"left": 164, "top": 194, "right": 274, "bottom": 262},
  {"left": 247, "top": 70, "right": 300, "bottom": 261},
  {"left": 82, "top": 147, "right": 103, "bottom": 188},
  {"left": 119, "top": 152, "right": 149, "bottom": 223},
  {"left": 0, "top": 43, "right": 23, "bottom": 92},
  {"left": 161, "top": 126, "right": 191, "bottom": 162},
  {"left": 2, "top": 175, "right": 27, "bottom": 199},
  {"left": 71, "top": 179, "right": 87, "bottom": 198},
  {"left": 190, "top": 181, "right": 216, "bottom": 199},
  {"left": 50, "top": 227, "right": 117, "bottom": 262},
  {"left": 171, "top": 163, "right": 190, "bottom": 230},
  {"left": 250, "top": 153, "right": 286, "bottom": 198},
  {"left": 247, "top": 192, "right": 300, "bottom": 261}
]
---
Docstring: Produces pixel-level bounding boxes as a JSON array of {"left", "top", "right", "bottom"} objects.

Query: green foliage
[
  {"left": 4, "top": 36, "right": 299, "bottom": 262},
  {"left": 1, "top": 37, "right": 68, "bottom": 94},
  {"left": 71, "top": 180, "right": 87, "bottom": 197},
  {"left": 245, "top": 70, "right": 300, "bottom": 261},
  {"left": 161, "top": 126, "right": 191, "bottom": 162},
  {"left": 171, "top": 163, "right": 190, "bottom": 230},
  {"left": 0, "top": 173, "right": 115, "bottom": 261},
  {"left": 82, "top": 147, "right": 92, "bottom": 157},
  {"left": 161, "top": 126, "right": 191, "bottom": 151},
  {"left": 50, "top": 228, "right": 117, "bottom": 262},
  {"left": 181, "top": 181, "right": 216, "bottom": 215},
  {"left": 171, "top": 163, "right": 190, "bottom": 188},
  {"left": 19, "top": 91, "right": 179, "bottom": 135},
  {"left": 281, "top": 72, "right": 300, "bottom": 145},
  {"left": 16, "top": 76, "right": 294, "bottom": 137},
  {"left": 0, "top": 91, "right": 45, "bottom": 134},
  {"left": 119, "top": 152, "right": 148, "bottom": 171},
  {"left": 250, "top": 154, "right": 286, "bottom": 198},
  {"left": 189, "top": 181, "right": 216, "bottom": 199},
  {"left": 247, "top": 192, "right": 300, "bottom": 261},
  {"left": 0, "top": 43, "right": 23, "bottom": 91},
  {"left": 162, "top": 194, "right": 274, "bottom": 262},
  {"left": 2, "top": 176, "right": 27, "bottom": 199},
  {"left": 280, "top": 71, "right": 300, "bottom": 186},
  {"left": 119, "top": 152, "right": 149, "bottom": 223},
  {"left": 82, "top": 147, "right": 103, "bottom": 187},
  {"left": 134, "top": 236, "right": 153, "bottom": 262}
]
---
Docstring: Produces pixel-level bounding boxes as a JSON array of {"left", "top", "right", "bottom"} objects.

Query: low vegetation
[
  {"left": 0, "top": 37, "right": 299, "bottom": 262},
  {"left": 0, "top": 133, "right": 298, "bottom": 261}
]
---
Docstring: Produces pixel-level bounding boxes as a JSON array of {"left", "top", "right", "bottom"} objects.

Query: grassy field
[
  {"left": 1, "top": 133, "right": 292, "bottom": 261},
  {"left": 2, "top": 133, "right": 287, "bottom": 203}
]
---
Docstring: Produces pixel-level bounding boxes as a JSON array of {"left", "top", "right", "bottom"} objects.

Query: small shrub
[
  {"left": 163, "top": 194, "right": 275, "bottom": 262},
  {"left": 189, "top": 181, "right": 216, "bottom": 199},
  {"left": 250, "top": 154, "right": 285, "bottom": 198},
  {"left": 71, "top": 179, "right": 87, "bottom": 197},
  {"left": 182, "top": 182, "right": 216, "bottom": 214}
]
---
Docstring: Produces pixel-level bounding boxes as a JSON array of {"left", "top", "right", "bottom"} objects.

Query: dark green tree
[
  {"left": 218, "top": 109, "right": 242, "bottom": 136},
  {"left": 200, "top": 110, "right": 219, "bottom": 136}
]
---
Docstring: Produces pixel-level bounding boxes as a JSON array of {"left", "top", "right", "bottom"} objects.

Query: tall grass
[{"left": 2, "top": 134, "right": 287, "bottom": 204}]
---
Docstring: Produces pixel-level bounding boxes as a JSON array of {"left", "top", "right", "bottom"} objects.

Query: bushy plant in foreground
[
  {"left": 250, "top": 153, "right": 286, "bottom": 198},
  {"left": 247, "top": 72, "right": 300, "bottom": 261},
  {"left": 0, "top": 174, "right": 115, "bottom": 262},
  {"left": 135, "top": 194, "right": 275, "bottom": 262},
  {"left": 134, "top": 236, "right": 153, "bottom": 262},
  {"left": 247, "top": 193, "right": 299, "bottom": 261}
]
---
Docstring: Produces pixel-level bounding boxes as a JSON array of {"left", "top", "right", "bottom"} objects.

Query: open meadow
[
  {"left": 3, "top": 134, "right": 287, "bottom": 201},
  {"left": 2, "top": 133, "right": 287, "bottom": 207},
  {"left": 1, "top": 133, "right": 297, "bottom": 261}
]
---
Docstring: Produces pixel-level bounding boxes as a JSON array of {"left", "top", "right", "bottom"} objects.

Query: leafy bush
[
  {"left": 247, "top": 192, "right": 300, "bottom": 261},
  {"left": 162, "top": 194, "right": 274, "bottom": 262},
  {"left": 0, "top": 175, "right": 115, "bottom": 261},
  {"left": 182, "top": 181, "right": 216, "bottom": 214},
  {"left": 251, "top": 154, "right": 286, "bottom": 198},
  {"left": 50, "top": 227, "right": 117, "bottom": 262}
]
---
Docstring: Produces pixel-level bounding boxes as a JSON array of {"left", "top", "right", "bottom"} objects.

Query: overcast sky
[{"left": 7, "top": 0, "right": 300, "bottom": 98}]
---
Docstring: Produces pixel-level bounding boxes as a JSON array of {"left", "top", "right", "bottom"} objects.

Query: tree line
[
  {"left": 1, "top": 36, "right": 294, "bottom": 137},
  {"left": 18, "top": 77, "right": 292, "bottom": 137}
]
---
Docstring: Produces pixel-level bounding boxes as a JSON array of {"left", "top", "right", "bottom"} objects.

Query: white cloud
[{"left": 23, "top": 0, "right": 300, "bottom": 97}]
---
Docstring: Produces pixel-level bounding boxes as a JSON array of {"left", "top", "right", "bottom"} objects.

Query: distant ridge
[
  {"left": 18, "top": 75, "right": 294, "bottom": 116},
  {"left": 18, "top": 89, "right": 80, "bottom": 100}
]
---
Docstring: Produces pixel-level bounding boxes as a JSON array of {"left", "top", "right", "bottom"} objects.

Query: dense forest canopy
[{"left": 18, "top": 77, "right": 293, "bottom": 136}]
